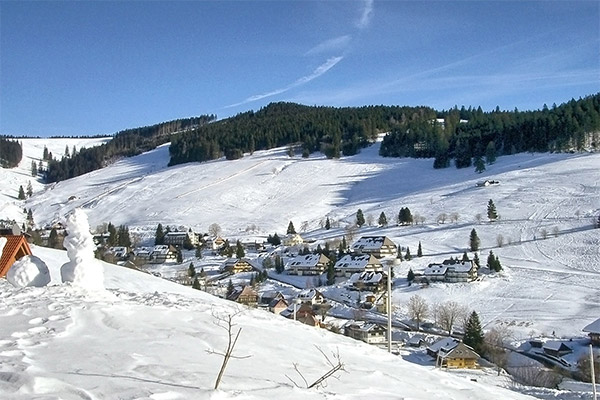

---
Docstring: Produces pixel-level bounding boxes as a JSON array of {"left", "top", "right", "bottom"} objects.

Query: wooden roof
[{"left": 0, "top": 235, "right": 32, "bottom": 277}]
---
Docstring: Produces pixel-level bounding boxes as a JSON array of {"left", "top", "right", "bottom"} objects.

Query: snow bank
[
  {"left": 0, "top": 237, "right": 6, "bottom": 257},
  {"left": 60, "top": 208, "right": 105, "bottom": 291},
  {"left": 6, "top": 255, "right": 51, "bottom": 288}
]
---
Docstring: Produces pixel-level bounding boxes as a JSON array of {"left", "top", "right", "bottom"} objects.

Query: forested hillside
[
  {"left": 0, "top": 137, "right": 23, "bottom": 168},
  {"left": 45, "top": 115, "right": 215, "bottom": 182},
  {"left": 168, "top": 102, "right": 431, "bottom": 165}
]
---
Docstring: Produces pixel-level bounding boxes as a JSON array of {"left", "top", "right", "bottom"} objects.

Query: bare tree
[
  {"left": 417, "top": 215, "right": 426, "bottom": 225},
  {"left": 300, "top": 221, "right": 309, "bottom": 233},
  {"left": 412, "top": 213, "right": 421, "bottom": 225},
  {"left": 475, "top": 213, "right": 482, "bottom": 224},
  {"left": 366, "top": 214, "right": 375, "bottom": 227},
  {"left": 437, "top": 213, "right": 447, "bottom": 224},
  {"left": 450, "top": 212, "right": 460, "bottom": 223},
  {"left": 437, "top": 301, "right": 467, "bottom": 335},
  {"left": 552, "top": 226, "right": 559, "bottom": 237},
  {"left": 206, "top": 309, "right": 251, "bottom": 389},
  {"left": 286, "top": 346, "right": 345, "bottom": 389},
  {"left": 407, "top": 294, "right": 429, "bottom": 331},
  {"left": 483, "top": 326, "right": 512, "bottom": 375},
  {"left": 344, "top": 224, "right": 357, "bottom": 243},
  {"left": 540, "top": 228, "right": 548, "bottom": 240},
  {"left": 208, "top": 223, "right": 222, "bottom": 238},
  {"left": 496, "top": 234, "right": 504, "bottom": 247}
]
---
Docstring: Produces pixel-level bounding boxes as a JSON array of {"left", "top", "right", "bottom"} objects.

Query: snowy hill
[{"left": 0, "top": 245, "right": 539, "bottom": 399}]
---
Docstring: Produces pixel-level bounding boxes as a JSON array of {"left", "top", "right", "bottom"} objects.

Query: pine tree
[
  {"left": 473, "top": 253, "right": 480, "bottom": 269},
  {"left": 226, "top": 279, "right": 234, "bottom": 298},
  {"left": 326, "top": 260, "right": 336, "bottom": 285},
  {"left": 463, "top": 311, "right": 484, "bottom": 354},
  {"left": 485, "top": 141, "right": 497, "bottom": 164},
  {"left": 474, "top": 156, "right": 485, "bottom": 173},
  {"left": 487, "top": 199, "right": 498, "bottom": 221},
  {"left": 462, "top": 251, "right": 469, "bottom": 262},
  {"left": 469, "top": 228, "right": 480, "bottom": 251},
  {"left": 417, "top": 241, "right": 423, "bottom": 257},
  {"left": 188, "top": 262, "right": 196, "bottom": 277},
  {"left": 287, "top": 221, "right": 296, "bottom": 234},
  {"left": 48, "top": 228, "right": 60, "bottom": 249},
  {"left": 356, "top": 209, "right": 365, "bottom": 227},
  {"left": 325, "top": 217, "right": 331, "bottom": 230},
  {"left": 235, "top": 240, "right": 245, "bottom": 259},
  {"left": 192, "top": 277, "right": 201, "bottom": 290},
  {"left": 155, "top": 223, "right": 164, "bottom": 245},
  {"left": 407, "top": 268, "right": 415, "bottom": 283},
  {"left": 405, "top": 247, "right": 412, "bottom": 261},
  {"left": 493, "top": 255, "right": 502, "bottom": 272},
  {"left": 43, "top": 146, "right": 49, "bottom": 160},
  {"left": 378, "top": 212, "right": 388, "bottom": 227},
  {"left": 183, "top": 233, "right": 194, "bottom": 250},
  {"left": 64, "top": 145, "right": 70, "bottom": 158},
  {"left": 26, "top": 181, "right": 33, "bottom": 197},
  {"left": 397, "top": 247, "right": 403, "bottom": 261},
  {"left": 18, "top": 185, "right": 26, "bottom": 200},
  {"left": 195, "top": 245, "right": 203, "bottom": 258},
  {"left": 275, "top": 255, "right": 284, "bottom": 274},
  {"left": 107, "top": 223, "right": 117, "bottom": 246},
  {"left": 486, "top": 250, "right": 502, "bottom": 271},
  {"left": 31, "top": 161, "right": 37, "bottom": 177},
  {"left": 177, "top": 250, "right": 183, "bottom": 263}
]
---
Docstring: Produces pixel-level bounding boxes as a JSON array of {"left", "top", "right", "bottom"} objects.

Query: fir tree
[
  {"left": 493, "top": 255, "right": 502, "bottom": 272},
  {"left": 474, "top": 156, "right": 485, "bottom": 173},
  {"left": 226, "top": 279, "right": 234, "bottom": 298},
  {"left": 195, "top": 245, "right": 203, "bottom": 258},
  {"left": 18, "top": 185, "right": 26, "bottom": 200},
  {"left": 407, "top": 268, "right": 415, "bottom": 283},
  {"left": 326, "top": 260, "right": 336, "bottom": 285},
  {"left": 462, "top": 251, "right": 469, "bottom": 262},
  {"left": 235, "top": 240, "right": 245, "bottom": 259},
  {"left": 417, "top": 241, "right": 423, "bottom": 257},
  {"left": 469, "top": 228, "right": 480, "bottom": 251},
  {"left": 275, "top": 255, "right": 284, "bottom": 274},
  {"left": 183, "top": 233, "right": 194, "bottom": 250},
  {"left": 192, "top": 277, "right": 201, "bottom": 290},
  {"left": 473, "top": 253, "right": 481, "bottom": 269},
  {"left": 486, "top": 250, "right": 502, "bottom": 271},
  {"left": 487, "top": 199, "right": 498, "bottom": 221},
  {"left": 485, "top": 141, "right": 497, "bottom": 164},
  {"left": 177, "top": 250, "right": 183, "bottom": 263},
  {"left": 287, "top": 221, "right": 296, "bottom": 234},
  {"left": 397, "top": 246, "right": 403, "bottom": 261},
  {"left": 107, "top": 223, "right": 117, "bottom": 246},
  {"left": 356, "top": 209, "right": 365, "bottom": 227},
  {"left": 188, "top": 262, "right": 196, "bottom": 277},
  {"left": 155, "top": 223, "right": 165, "bottom": 245},
  {"left": 31, "top": 161, "right": 37, "bottom": 177},
  {"left": 378, "top": 212, "right": 388, "bottom": 227},
  {"left": 43, "top": 146, "right": 49, "bottom": 161},
  {"left": 325, "top": 217, "right": 331, "bottom": 230},
  {"left": 48, "top": 228, "right": 60, "bottom": 249},
  {"left": 26, "top": 181, "right": 33, "bottom": 197},
  {"left": 405, "top": 247, "right": 412, "bottom": 261},
  {"left": 463, "top": 311, "right": 484, "bottom": 354}
]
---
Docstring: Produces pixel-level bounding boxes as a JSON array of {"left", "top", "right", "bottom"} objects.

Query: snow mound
[
  {"left": 60, "top": 208, "right": 105, "bottom": 291},
  {"left": 6, "top": 255, "right": 51, "bottom": 288}
]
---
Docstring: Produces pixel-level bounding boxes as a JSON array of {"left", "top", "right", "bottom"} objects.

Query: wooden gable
[{"left": 0, "top": 235, "right": 32, "bottom": 278}]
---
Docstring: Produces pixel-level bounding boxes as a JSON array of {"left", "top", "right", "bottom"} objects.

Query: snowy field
[{"left": 1, "top": 137, "right": 599, "bottom": 398}]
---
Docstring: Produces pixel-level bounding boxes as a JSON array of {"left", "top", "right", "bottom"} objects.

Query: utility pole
[
  {"left": 592, "top": 345, "right": 597, "bottom": 400},
  {"left": 387, "top": 263, "right": 392, "bottom": 353}
]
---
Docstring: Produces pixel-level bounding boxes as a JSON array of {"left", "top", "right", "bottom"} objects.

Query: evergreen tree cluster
[
  {"left": 45, "top": 115, "right": 215, "bottom": 182},
  {"left": 486, "top": 250, "right": 503, "bottom": 272},
  {"left": 398, "top": 207, "right": 413, "bottom": 225},
  {"left": 105, "top": 222, "right": 131, "bottom": 247},
  {"left": 168, "top": 102, "right": 430, "bottom": 166},
  {"left": 0, "top": 137, "right": 23, "bottom": 168},
  {"left": 380, "top": 94, "right": 600, "bottom": 168}
]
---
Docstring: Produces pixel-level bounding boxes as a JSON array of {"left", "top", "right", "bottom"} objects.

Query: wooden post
[
  {"left": 387, "top": 264, "right": 392, "bottom": 353},
  {"left": 591, "top": 345, "right": 597, "bottom": 400}
]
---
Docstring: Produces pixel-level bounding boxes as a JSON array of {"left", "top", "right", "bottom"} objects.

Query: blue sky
[{"left": 1, "top": 1, "right": 598, "bottom": 137}]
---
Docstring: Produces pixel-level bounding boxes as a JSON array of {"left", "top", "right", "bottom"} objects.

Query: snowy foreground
[{"left": 0, "top": 246, "right": 538, "bottom": 400}]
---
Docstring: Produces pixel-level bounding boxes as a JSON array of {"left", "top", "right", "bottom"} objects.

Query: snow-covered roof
[
  {"left": 427, "top": 337, "right": 459, "bottom": 353},
  {"left": 297, "top": 288, "right": 322, "bottom": 301},
  {"left": 334, "top": 254, "right": 370, "bottom": 270},
  {"left": 542, "top": 341, "right": 572, "bottom": 352},
  {"left": 152, "top": 245, "right": 173, "bottom": 255},
  {"left": 583, "top": 318, "right": 600, "bottom": 334},
  {"left": 348, "top": 271, "right": 384, "bottom": 284},
  {"left": 345, "top": 320, "right": 384, "bottom": 333},
  {"left": 286, "top": 254, "right": 326, "bottom": 268},
  {"left": 351, "top": 236, "right": 394, "bottom": 251},
  {"left": 424, "top": 264, "right": 448, "bottom": 276}
]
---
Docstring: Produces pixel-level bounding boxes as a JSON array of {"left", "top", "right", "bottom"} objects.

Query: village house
[
  {"left": 583, "top": 318, "right": 600, "bottom": 346},
  {"left": 149, "top": 245, "right": 178, "bottom": 264},
  {"left": 163, "top": 230, "right": 198, "bottom": 247},
  {"left": 220, "top": 258, "right": 254, "bottom": 274},
  {"left": 283, "top": 234, "right": 304, "bottom": 247},
  {"left": 285, "top": 253, "right": 330, "bottom": 276},
  {"left": 344, "top": 321, "right": 387, "bottom": 344},
  {"left": 296, "top": 288, "right": 326, "bottom": 305},
  {"left": 0, "top": 234, "right": 32, "bottom": 278},
  {"left": 205, "top": 236, "right": 226, "bottom": 251},
  {"left": 351, "top": 236, "right": 397, "bottom": 258},
  {"left": 542, "top": 341, "right": 573, "bottom": 358},
  {"left": 437, "top": 342, "right": 480, "bottom": 369},
  {"left": 334, "top": 253, "right": 383, "bottom": 278},
  {"left": 228, "top": 285, "right": 258, "bottom": 306},
  {"left": 422, "top": 259, "right": 477, "bottom": 283},
  {"left": 426, "top": 337, "right": 460, "bottom": 359},
  {"left": 269, "top": 298, "right": 289, "bottom": 315},
  {"left": 348, "top": 270, "right": 388, "bottom": 293}
]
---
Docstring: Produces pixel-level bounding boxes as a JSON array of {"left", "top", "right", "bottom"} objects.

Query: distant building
[
  {"left": 285, "top": 254, "right": 330, "bottom": 276},
  {"left": 228, "top": 285, "right": 258, "bottom": 306},
  {"left": 149, "top": 245, "right": 178, "bottom": 264},
  {"left": 220, "top": 258, "right": 254, "bottom": 274},
  {"left": 296, "top": 288, "right": 326, "bottom": 305},
  {"left": 334, "top": 253, "right": 383, "bottom": 277},
  {"left": 422, "top": 259, "right": 477, "bottom": 283},
  {"left": 344, "top": 321, "right": 387, "bottom": 344},
  {"left": 351, "top": 236, "right": 397, "bottom": 258},
  {"left": 348, "top": 270, "right": 388, "bottom": 293},
  {"left": 163, "top": 230, "right": 198, "bottom": 247},
  {"left": 583, "top": 318, "right": 600, "bottom": 346},
  {"left": 438, "top": 342, "right": 479, "bottom": 369}
]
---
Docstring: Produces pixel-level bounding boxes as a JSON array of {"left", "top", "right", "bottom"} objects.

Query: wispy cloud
[
  {"left": 226, "top": 56, "right": 344, "bottom": 108},
  {"left": 305, "top": 35, "right": 352, "bottom": 56},
  {"left": 357, "top": 0, "right": 374, "bottom": 29}
]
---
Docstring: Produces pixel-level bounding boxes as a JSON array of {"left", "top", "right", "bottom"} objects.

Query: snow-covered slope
[{"left": 0, "top": 246, "right": 538, "bottom": 399}]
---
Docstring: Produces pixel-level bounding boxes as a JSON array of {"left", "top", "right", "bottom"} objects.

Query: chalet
[
  {"left": 107, "top": 246, "right": 129, "bottom": 260},
  {"left": 427, "top": 337, "right": 460, "bottom": 359},
  {"left": 542, "top": 341, "right": 573, "bottom": 358},
  {"left": 205, "top": 236, "right": 226, "bottom": 251},
  {"left": 285, "top": 253, "right": 330, "bottom": 276},
  {"left": 260, "top": 290, "right": 285, "bottom": 305},
  {"left": 0, "top": 220, "right": 22, "bottom": 235},
  {"left": 282, "top": 302, "right": 314, "bottom": 320},
  {"left": 344, "top": 321, "right": 387, "bottom": 344},
  {"left": 334, "top": 254, "right": 383, "bottom": 277},
  {"left": 0, "top": 235, "right": 32, "bottom": 278},
  {"left": 149, "top": 245, "right": 178, "bottom": 264},
  {"left": 296, "top": 288, "right": 326, "bottom": 305},
  {"left": 269, "top": 298, "right": 289, "bottom": 315},
  {"left": 163, "top": 230, "right": 198, "bottom": 247},
  {"left": 583, "top": 318, "right": 600, "bottom": 346},
  {"left": 297, "top": 313, "right": 321, "bottom": 327},
  {"left": 228, "top": 286, "right": 258, "bottom": 306},
  {"left": 422, "top": 259, "right": 477, "bottom": 283},
  {"left": 438, "top": 342, "right": 479, "bottom": 369},
  {"left": 220, "top": 258, "right": 254, "bottom": 274},
  {"left": 283, "top": 234, "right": 304, "bottom": 247},
  {"left": 132, "top": 247, "right": 152, "bottom": 263},
  {"left": 407, "top": 334, "right": 428, "bottom": 347},
  {"left": 351, "top": 236, "right": 397, "bottom": 258},
  {"left": 348, "top": 271, "right": 388, "bottom": 293},
  {"left": 241, "top": 240, "right": 265, "bottom": 252}
]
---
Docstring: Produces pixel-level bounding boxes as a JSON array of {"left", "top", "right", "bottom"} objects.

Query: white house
[
  {"left": 285, "top": 253, "right": 330, "bottom": 276},
  {"left": 344, "top": 321, "right": 387, "bottom": 344},
  {"left": 351, "top": 236, "right": 397, "bottom": 258},
  {"left": 422, "top": 259, "right": 477, "bottom": 283},
  {"left": 334, "top": 254, "right": 383, "bottom": 277},
  {"left": 150, "top": 245, "right": 178, "bottom": 264},
  {"left": 296, "top": 288, "right": 326, "bottom": 305}
]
